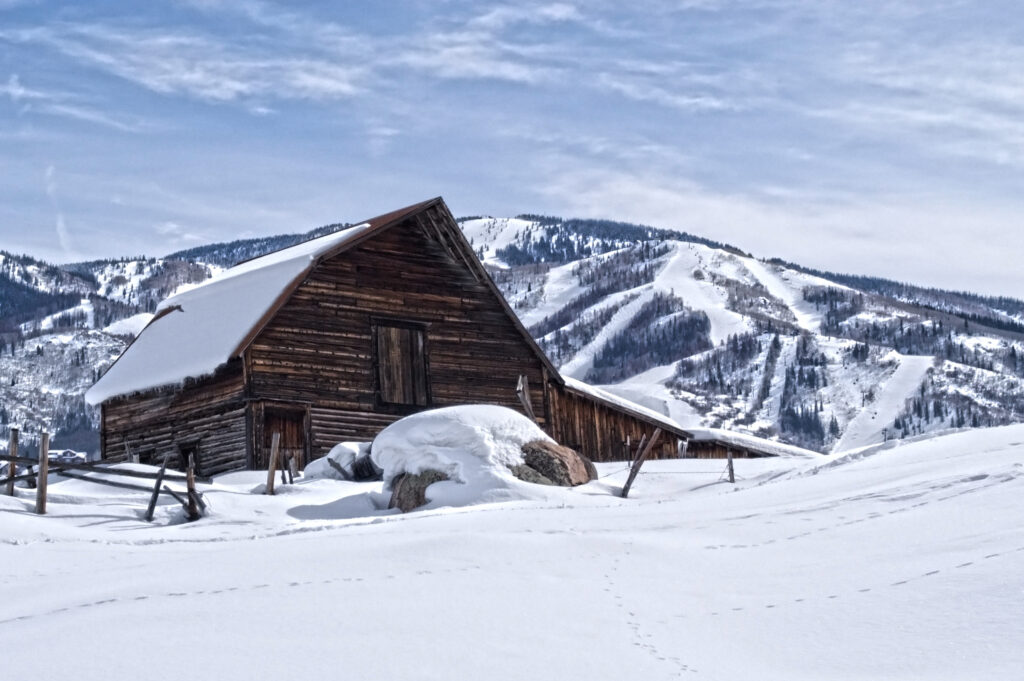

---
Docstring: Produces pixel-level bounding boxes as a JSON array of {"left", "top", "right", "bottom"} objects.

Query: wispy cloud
[
  {"left": 154, "top": 220, "right": 206, "bottom": 246},
  {"left": 44, "top": 164, "right": 73, "bottom": 255},
  {"left": 3, "top": 23, "right": 364, "bottom": 104},
  {"left": 0, "top": 74, "right": 47, "bottom": 102},
  {"left": 1, "top": 73, "right": 146, "bottom": 131},
  {"left": 822, "top": 39, "right": 1024, "bottom": 166}
]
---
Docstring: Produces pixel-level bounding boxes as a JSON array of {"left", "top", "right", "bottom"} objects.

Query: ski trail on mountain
[
  {"left": 742, "top": 258, "right": 823, "bottom": 333},
  {"left": 516, "top": 260, "right": 584, "bottom": 330},
  {"left": 834, "top": 354, "right": 934, "bottom": 452},
  {"left": 656, "top": 243, "right": 748, "bottom": 346},
  {"left": 559, "top": 288, "right": 657, "bottom": 380}
]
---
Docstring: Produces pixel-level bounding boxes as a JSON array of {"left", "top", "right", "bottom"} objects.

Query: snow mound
[
  {"left": 304, "top": 442, "right": 370, "bottom": 480},
  {"left": 371, "top": 405, "right": 555, "bottom": 509}
]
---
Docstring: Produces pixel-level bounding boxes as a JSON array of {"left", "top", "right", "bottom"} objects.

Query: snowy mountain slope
[
  {"left": 1, "top": 425, "right": 1022, "bottom": 680},
  {"left": 740, "top": 257, "right": 833, "bottom": 332},
  {"left": 474, "top": 216, "right": 1024, "bottom": 453},
  {"left": 0, "top": 330, "right": 123, "bottom": 456},
  {"left": 834, "top": 353, "right": 935, "bottom": 451},
  {"left": 2, "top": 212, "right": 1023, "bottom": 457}
]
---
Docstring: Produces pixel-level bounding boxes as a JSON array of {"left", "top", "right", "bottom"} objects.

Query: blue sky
[{"left": 1, "top": 1, "right": 1022, "bottom": 298}]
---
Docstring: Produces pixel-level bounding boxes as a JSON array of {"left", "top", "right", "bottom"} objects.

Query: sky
[{"left": 1, "top": 0, "right": 1022, "bottom": 299}]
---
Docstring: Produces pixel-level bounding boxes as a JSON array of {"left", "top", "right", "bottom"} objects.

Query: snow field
[{"left": 1, "top": 426, "right": 1022, "bottom": 680}]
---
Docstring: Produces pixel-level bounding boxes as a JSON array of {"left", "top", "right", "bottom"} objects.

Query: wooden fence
[{"left": 2, "top": 427, "right": 206, "bottom": 521}]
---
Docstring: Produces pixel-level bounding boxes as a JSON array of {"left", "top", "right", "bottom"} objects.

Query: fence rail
[{"left": 2, "top": 429, "right": 205, "bottom": 521}]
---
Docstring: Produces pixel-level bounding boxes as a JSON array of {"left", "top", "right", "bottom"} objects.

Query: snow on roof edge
[{"left": 86, "top": 224, "right": 374, "bottom": 405}]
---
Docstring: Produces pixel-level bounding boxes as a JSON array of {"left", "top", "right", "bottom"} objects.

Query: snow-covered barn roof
[{"left": 85, "top": 222, "right": 374, "bottom": 405}]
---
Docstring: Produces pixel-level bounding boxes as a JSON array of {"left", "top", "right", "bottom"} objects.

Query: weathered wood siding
[
  {"left": 100, "top": 362, "right": 247, "bottom": 476},
  {"left": 547, "top": 386, "right": 681, "bottom": 462},
  {"left": 685, "top": 441, "right": 775, "bottom": 459},
  {"left": 246, "top": 211, "right": 550, "bottom": 460}
]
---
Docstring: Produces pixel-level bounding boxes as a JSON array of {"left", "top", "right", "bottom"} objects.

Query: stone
[
  {"left": 351, "top": 453, "right": 383, "bottom": 482},
  {"left": 509, "top": 464, "right": 555, "bottom": 486},
  {"left": 388, "top": 469, "right": 449, "bottom": 512},
  {"left": 520, "top": 440, "right": 597, "bottom": 487}
]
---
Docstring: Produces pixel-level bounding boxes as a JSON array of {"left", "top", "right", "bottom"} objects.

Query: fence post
[
  {"left": 622, "top": 428, "right": 662, "bottom": 499},
  {"left": 144, "top": 456, "right": 169, "bottom": 522},
  {"left": 5, "top": 427, "right": 17, "bottom": 496},
  {"left": 265, "top": 431, "right": 281, "bottom": 495},
  {"left": 35, "top": 432, "right": 49, "bottom": 515},
  {"left": 185, "top": 455, "right": 200, "bottom": 521},
  {"left": 727, "top": 448, "right": 735, "bottom": 484}
]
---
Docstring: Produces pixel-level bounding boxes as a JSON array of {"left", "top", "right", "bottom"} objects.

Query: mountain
[
  {"left": 462, "top": 216, "right": 1024, "bottom": 452},
  {"left": 1, "top": 215, "right": 1022, "bottom": 457}
]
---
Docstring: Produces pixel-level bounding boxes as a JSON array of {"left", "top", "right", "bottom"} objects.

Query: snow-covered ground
[{"left": 2, "top": 425, "right": 1022, "bottom": 680}]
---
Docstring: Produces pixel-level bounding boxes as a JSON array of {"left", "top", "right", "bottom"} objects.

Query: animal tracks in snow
[
  {"left": 0, "top": 564, "right": 485, "bottom": 628},
  {"left": 683, "top": 545, "right": 1024, "bottom": 618},
  {"left": 603, "top": 547, "right": 698, "bottom": 676}
]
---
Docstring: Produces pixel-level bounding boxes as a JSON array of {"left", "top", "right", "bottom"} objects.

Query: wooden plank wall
[
  {"left": 685, "top": 441, "right": 775, "bottom": 459},
  {"left": 246, "top": 210, "right": 550, "bottom": 461},
  {"left": 547, "top": 386, "right": 681, "bottom": 462},
  {"left": 100, "top": 363, "right": 248, "bottom": 476}
]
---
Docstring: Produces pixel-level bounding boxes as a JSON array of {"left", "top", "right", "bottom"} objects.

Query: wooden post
[
  {"left": 326, "top": 458, "right": 353, "bottom": 481},
  {"left": 516, "top": 375, "right": 537, "bottom": 424},
  {"left": 727, "top": 448, "right": 735, "bottom": 484},
  {"left": 35, "top": 432, "right": 49, "bottom": 515},
  {"left": 621, "top": 428, "right": 662, "bottom": 499},
  {"left": 288, "top": 452, "right": 299, "bottom": 483},
  {"left": 630, "top": 434, "right": 647, "bottom": 467},
  {"left": 144, "top": 456, "right": 169, "bottom": 522},
  {"left": 265, "top": 431, "right": 281, "bottom": 495},
  {"left": 185, "top": 455, "right": 200, "bottom": 521},
  {"left": 5, "top": 427, "right": 17, "bottom": 496}
]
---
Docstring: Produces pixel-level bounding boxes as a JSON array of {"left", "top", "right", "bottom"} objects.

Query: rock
[
  {"left": 351, "top": 453, "right": 383, "bottom": 482},
  {"left": 388, "top": 470, "right": 449, "bottom": 512},
  {"left": 520, "top": 440, "right": 597, "bottom": 487},
  {"left": 509, "top": 464, "right": 555, "bottom": 486}
]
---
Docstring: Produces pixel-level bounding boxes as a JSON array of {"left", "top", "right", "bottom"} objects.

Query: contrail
[{"left": 44, "top": 164, "right": 73, "bottom": 255}]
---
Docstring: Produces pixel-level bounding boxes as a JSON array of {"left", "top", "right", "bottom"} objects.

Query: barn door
[{"left": 262, "top": 408, "right": 308, "bottom": 471}]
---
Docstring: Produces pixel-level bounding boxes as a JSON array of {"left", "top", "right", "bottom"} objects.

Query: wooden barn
[{"left": 86, "top": 198, "right": 691, "bottom": 476}]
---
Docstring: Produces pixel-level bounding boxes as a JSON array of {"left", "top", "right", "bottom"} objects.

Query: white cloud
[
  {"left": 4, "top": 24, "right": 364, "bottom": 104},
  {"left": 595, "top": 72, "right": 734, "bottom": 112},
  {"left": 467, "top": 3, "right": 584, "bottom": 31},
  {"left": 154, "top": 221, "right": 205, "bottom": 245},
  {"left": 818, "top": 39, "right": 1024, "bottom": 167},
  {"left": 0, "top": 74, "right": 47, "bottom": 102},
  {"left": 534, "top": 163, "right": 1024, "bottom": 298}
]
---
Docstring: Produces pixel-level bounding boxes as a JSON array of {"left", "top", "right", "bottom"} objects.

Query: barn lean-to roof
[
  {"left": 85, "top": 197, "right": 692, "bottom": 442},
  {"left": 685, "top": 428, "right": 819, "bottom": 458}
]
